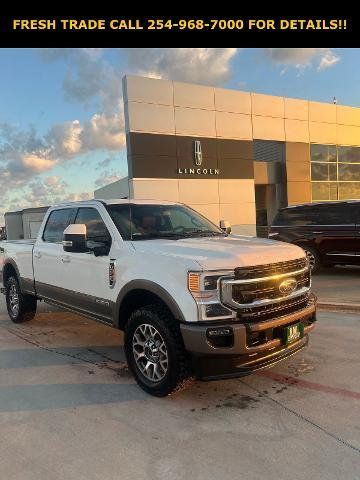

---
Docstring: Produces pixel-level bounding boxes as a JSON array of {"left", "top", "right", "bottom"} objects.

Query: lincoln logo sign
[
  {"left": 177, "top": 140, "right": 220, "bottom": 175},
  {"left": 278, "top": 278, "right": 297, "bottom": 295},
  {"left": 194, "top": 140, "right": 202, "bottom": 166}
]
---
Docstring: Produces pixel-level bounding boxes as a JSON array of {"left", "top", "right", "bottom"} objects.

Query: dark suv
[{"left": 269, "top": 201, "right": 360, "bottom": 272}]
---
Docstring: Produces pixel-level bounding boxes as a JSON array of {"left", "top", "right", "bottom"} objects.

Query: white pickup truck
[{"left": 0, "top": 199, "right": 316, "bottom": 396}]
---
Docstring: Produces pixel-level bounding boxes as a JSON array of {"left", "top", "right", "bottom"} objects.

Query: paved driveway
[
  {"left": 312, "top": 265, "right": 360, "bottom": 304},
  {"left": 0, "top": 296, "right": 359, "bottom": 480}
]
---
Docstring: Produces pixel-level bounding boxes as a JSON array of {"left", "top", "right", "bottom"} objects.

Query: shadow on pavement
[{"left": 0, "top": 383, "right": 146, "bottom": 412}]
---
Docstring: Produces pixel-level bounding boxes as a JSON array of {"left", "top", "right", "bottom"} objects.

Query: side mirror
[
  {"left": 63, "top": 224, "right": 87, "bottom": 253},
  {"left": 220, "top": 219, "right": 232, "bottom": 234}
]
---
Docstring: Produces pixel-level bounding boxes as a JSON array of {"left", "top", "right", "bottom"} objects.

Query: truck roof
[{"left": 280, "top": 200, "right": 360, "bottom": 210}]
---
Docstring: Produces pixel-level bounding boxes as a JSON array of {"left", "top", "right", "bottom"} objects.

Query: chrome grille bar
[{"left": 220, "top": 266, "right": 311, "bottom": 311}]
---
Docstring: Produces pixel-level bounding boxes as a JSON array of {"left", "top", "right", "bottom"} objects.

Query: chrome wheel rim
[
  {"left": 9, "top": 284, "right": 19, "bottom": 316},
  {"left": 305, "top": 250, "right": 316, "bottom": 270},
  {"left": 132, "top": 323, "right": 168, "bottom": 382}
]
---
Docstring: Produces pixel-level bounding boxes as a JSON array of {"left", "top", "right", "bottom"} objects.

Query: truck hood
[{"left": 132, "top": 235, "right": 305, "bottom": 270}]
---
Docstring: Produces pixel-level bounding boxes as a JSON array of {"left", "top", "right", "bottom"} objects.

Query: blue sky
[{"left": 0, "top": 48, "right": 358, "bottom": 221}]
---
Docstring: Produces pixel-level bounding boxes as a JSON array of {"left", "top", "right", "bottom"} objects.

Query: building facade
[{"left": 95, "top": 75, "right": 360, "bottom": 235}]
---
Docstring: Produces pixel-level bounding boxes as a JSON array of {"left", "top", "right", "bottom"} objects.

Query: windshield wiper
[{"left": 184, "top": 230, "right": 227, "bottom": 237}]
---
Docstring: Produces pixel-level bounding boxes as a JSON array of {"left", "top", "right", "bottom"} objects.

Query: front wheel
[
  {"left": 124, "top": 305, "right": 193, "bottom": 396},
  {"left": 6, "top": 276, "right": 37, "bottom": 323},
  {"left": 303, "top": 246, "right": 321, "bottom": 274}
]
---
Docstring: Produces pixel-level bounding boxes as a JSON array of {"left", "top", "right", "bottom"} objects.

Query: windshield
[{"left": 107, "top": 203, "right": 226, "bottom": 241}]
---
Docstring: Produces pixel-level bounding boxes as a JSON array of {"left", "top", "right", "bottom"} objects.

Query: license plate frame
[{"left": 283, "top": 323, "right": 304, "bottom": 346}]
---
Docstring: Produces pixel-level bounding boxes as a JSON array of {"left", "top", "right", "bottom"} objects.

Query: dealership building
[{"left": 93, "top": 75, "right": 360, "bottom": 235}]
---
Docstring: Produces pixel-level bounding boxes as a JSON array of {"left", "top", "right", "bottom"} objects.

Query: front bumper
[{"left": 180, "top": 294, "right": 316, "bottom": 380}]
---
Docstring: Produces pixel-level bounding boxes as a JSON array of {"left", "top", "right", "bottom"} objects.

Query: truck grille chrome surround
[{"left": 220, "top": 258, "right": 311, "bottom": 313}]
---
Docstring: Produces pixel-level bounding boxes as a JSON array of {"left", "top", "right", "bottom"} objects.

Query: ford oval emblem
[{"left": 278, "top": 278, "right": 297, "bottom": 295}]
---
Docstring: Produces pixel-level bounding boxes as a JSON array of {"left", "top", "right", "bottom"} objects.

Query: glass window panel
[
  {"left": 274, "top": 207, "right": 319, "bottom": 226},
  {"left": 312, "top": 182, "right": 331, "bottom": 201},
  {"left": 338, "top": 146, "right": 360, "bottom": 163},
  {"left": 311, "top": 144, "right": 337, "bottom": 162},
  {"left": 338, "top": 182, "right": 360, "bottom": 200},
  {"left": 338, "top": 164, "right": 360, "bottom": 181},
  {"left": 311, "top": 163, "right": 338, "bottom": 181},
  {"left": 320, "top": 204, "right": 353, "bottom": 224},
  {"left": 311, "top": 163, "right": 328, "bottom": 180},
  {"left": 329, "top": 164, "right": 337, "bottom": 181},
  {"left": 43, "top": 209, "right": 73, "bottom": 243},
  {"left": 75, "top": 208, "right": 112, "bottom": 246}
]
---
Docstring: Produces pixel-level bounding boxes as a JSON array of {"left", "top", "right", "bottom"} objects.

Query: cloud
[
  {"left": 45, "top": 111, "right": 125, "bottom": 160},
  {"left": 94, "top": 171, "right": 121, "bottom": 188},
  {"left": 317, "top": 51, "right": 340, "bottom": 71},
  {"left": 21, "top": 154, "right": 56, "bottom": 172},
  {"left": 0, "top": 110, "right": 125, "bottom": 219},
  {"left": 263, "top": 48, "right": 340, "bottom": 72},
  {"left": 96, "top": 157, "right": 113, "bottom": 170},
  {"left": 80, "top": 111, "right": 125, "bottom": 151},
  {"left": 39, "top": 48, "right": 122, "bottom": 113},
  {"left": 125, "top": 48, "right": 239, "bottom": 85}
]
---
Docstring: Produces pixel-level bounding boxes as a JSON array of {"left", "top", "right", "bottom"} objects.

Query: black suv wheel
[
  {"left": 303, "top": 246, "right": 321, "bottom": 273},
  {"left": 124, "top": 304, "right": 193, "bottom": 396},
  {"left": 6, "top": 276, "right": 37, "bottom": 323}
]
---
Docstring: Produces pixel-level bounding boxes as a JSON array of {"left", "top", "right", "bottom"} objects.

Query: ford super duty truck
[{"left": 0, "top": 199, "right": 317, "bottom": 396}]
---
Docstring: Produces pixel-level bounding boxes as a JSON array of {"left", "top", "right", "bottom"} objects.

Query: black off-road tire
[
  {"left": 124, "top": 304, "right": 194, "bottom": 396},
  {"left": 302, "top": 245, "right": 321, "bottom": 274},
  {"left": 6, "top": 276, "right": 37, "bottom": 323}
]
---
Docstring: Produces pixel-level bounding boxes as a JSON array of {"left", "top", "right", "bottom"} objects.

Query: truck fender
[
  {"left": 114, "top": 280, "right": 186, "bottom": 329},
  {"left": 2, "top": 260, "right": 35, "bottom": 295}
]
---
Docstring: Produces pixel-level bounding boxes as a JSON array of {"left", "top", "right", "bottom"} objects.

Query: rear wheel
[
  {"left": 303, "top": 246, "right": 321, "bottom": 273},
  {"left": 124, "top": 304, "right": 193, "bottom": 396},
  {"left": 6, "top": 276, "right": 37, "bottom": 323}
]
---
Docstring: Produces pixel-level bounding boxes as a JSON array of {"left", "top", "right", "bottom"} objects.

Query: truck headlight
[{"left": 188, "top": 271, "right": 236, "bottom": 321}]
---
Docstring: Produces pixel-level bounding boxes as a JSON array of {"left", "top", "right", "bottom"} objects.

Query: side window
[
  {"left": 275, "top": 204, "right": 353, "bottom": 226},
  {"left": 274, "top": 207, "right": 321, "bottom": 226},
  {"left": 74, "top": 208, "right": 112, "bottom": 247},
  {"left": 318, "top": 204, "right": 353, "bottom": 225},
  {"left": 43, "top": 209, "right": 73, "bottom": 243}
]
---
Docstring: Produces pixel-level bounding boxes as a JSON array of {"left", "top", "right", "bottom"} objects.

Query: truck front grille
[
  {"left": 232, "top": 269, "right": 310, "bottom": 304},
  {"left": 234, "top": 258, "right": 307, "bottom": 280},
  {"left": 239, "top": 293, "right": 310, "bottom": 322},
  {"left": 220, "top": 257, "right": 311, "bottom": 318}
]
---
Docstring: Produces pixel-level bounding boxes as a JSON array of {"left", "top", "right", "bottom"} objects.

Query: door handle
[
  {"left": 34, "top": 251, "right": 42, "bottom": 259},
  {"left": 313, "top": 231, "right": 323, "bottom": 234},
  {"left": 61, "top": 256, "right": 71, "bottom": 263}
]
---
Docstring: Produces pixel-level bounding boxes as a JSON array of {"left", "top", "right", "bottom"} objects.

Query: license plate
[{"left": 284, "top": 323, "right": 304, "bottom": 346}]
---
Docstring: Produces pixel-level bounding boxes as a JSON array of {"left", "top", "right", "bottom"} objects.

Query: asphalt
[
  {"left": 312, "top": 265, "right": 360, "bottom": 306},
  {"left": 0, "top": 292, "right": 359, "bottom": 480}
]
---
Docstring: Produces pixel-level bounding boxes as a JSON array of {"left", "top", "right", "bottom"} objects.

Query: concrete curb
[{"left": 317, "top": 302, "right": 360, "bottom": 313}]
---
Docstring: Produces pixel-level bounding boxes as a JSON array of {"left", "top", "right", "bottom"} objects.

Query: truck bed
[{"left": 0, "top": 240, "right": 35, "bottom": 288}]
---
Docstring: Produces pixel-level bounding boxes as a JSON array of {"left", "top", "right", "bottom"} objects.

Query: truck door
[
  {"left": 314, "top": 203, "right": 358, "bottom": 263},
  {"left": 33, "top": 208, "right": 75, "bottom": 297},
  {"left": 56, "top": 206, "right": 115, "bottom": 322}
]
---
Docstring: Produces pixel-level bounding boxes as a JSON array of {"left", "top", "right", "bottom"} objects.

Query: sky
[{"left": 0, "top": 47, "right": 359, "bottom": 222}]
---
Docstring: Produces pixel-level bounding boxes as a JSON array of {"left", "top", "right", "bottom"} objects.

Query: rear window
[{"left": 273, "top": 204, "right": 354, "bottom": 226}]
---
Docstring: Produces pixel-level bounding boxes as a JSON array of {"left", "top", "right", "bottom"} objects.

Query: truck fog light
[{"left": 206, "top": 327, "right": 234, "bottom": 348}]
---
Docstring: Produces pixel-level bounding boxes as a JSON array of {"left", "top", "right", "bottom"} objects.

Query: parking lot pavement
[
  {"left": 312, "top": 265, "right": 360, "bottom": 305},
  {"left": 0, "top": 296, "right": 359, "bottom": 480}
]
